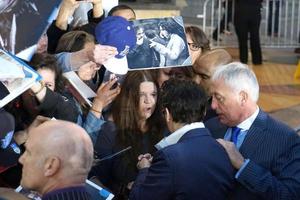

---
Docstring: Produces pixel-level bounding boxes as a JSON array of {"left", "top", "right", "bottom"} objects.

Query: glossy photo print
[{"left": 127, "top": 16, "right": 192, "bottom": 70}]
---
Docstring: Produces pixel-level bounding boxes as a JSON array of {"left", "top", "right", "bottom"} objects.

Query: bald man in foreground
[
  {"left": 19, "top": 120, "right": 94, "bottom": 200},
  {"left": 193, "top": 48, "right": 232, "bottom": 92}
]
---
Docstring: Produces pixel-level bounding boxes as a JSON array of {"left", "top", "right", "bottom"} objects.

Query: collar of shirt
[
  {"left": 155, "top": 122, "right": 205, "bottom": 150},
  {"left": 236, "top": 106, "right": 260, "bottom": 131},
  {"left": 224, "top": 107, "right": 260, "bottom": 149}
]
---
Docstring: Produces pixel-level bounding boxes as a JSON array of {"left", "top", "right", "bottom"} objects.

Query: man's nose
[{"left": 193, "top": 75, "right": 202, "bottom": 85}]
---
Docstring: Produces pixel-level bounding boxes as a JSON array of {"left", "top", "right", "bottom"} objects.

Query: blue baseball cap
[{"left": 95, "top": 16, "right": 137, "bottom": 75}]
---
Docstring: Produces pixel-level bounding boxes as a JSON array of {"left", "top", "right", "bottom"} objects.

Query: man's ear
[
  {"left": 44, "top": 156, "right": 61, "bottom": 177},
  {"left": 165, "top": 108, "right": 172, "bottom": 122},
  {"left": 239, "top": 91, "right": 248, "bottom": 106}
]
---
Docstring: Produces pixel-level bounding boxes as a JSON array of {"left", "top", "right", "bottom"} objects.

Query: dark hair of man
[
  {"left": 107, "top": 4, "right": 136, "bottom": 17},
  {"left": 185, "top": 26, "right": 210, "bottom": 53},
  {"left": 151, "top": 66, "right": 194, "bottom": 87},
  {"left": 29, "top": 53, "right": 65, "bottom": 93},
  {"left": 55, "top": 31, "right": 96, "bottom": 53},
  {"left": 160, "top": 78, "right": 207, "bottom": 124},
  {"left": 169, "top": 66, "right": 194, "bottom": 80},
  {"left": 111, "top": 70, "right": 164, "bottom": 165}
]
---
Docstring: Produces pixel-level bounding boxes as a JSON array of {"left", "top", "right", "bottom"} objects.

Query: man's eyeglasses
[{"left": 187, "top": 43, "right": 201, "bottom": 51}]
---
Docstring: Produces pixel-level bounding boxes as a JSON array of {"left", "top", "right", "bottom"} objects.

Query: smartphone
[
  {"left": 103, "top": 71, "right": 124, "bottom": 90},
  {"left": 111, "top": 81, "right": 119, "bottom": 90}
]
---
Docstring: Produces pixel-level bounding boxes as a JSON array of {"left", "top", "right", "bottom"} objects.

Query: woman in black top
[
  {"left": 90, "top": 70, "right": 165, "bottom": 199},
  {"left": 6, "top": 53, "right": 78, "bottom": 133}
]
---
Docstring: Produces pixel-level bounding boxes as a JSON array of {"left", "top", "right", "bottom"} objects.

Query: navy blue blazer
[
  {"left": 130, "top": 128, "right": 235, "bottom": 200},
  {"left": 205, "top": 110, "right": 300, "bottom": 200}
]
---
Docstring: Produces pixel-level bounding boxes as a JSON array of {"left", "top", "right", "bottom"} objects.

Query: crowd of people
[{"left": 1, "top": 0, "right": 300, "bottom": 200}]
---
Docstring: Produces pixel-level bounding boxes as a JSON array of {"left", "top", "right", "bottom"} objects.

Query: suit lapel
[{"left": 239, "top": 110, "right": 268, "bottom": 158}]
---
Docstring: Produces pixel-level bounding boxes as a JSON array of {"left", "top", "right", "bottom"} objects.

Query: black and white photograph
[
  {"left": 0, "top": 0, "right": 60, "bottom": 54},
  {"left": 127, "top": 16, "right": 191, "bottom": 70}
]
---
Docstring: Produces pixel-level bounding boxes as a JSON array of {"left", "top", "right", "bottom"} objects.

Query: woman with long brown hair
[{"left": 90, "top": 70, "right": 165, "bottom": 199}]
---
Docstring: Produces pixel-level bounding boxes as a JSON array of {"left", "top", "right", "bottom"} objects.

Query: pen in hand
[{"left": 94, "top": 146, "right": 132, "bottom": 163}]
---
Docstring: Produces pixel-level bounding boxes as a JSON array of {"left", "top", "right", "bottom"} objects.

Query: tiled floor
[{"left": 270, "top": 104, "right": 300, "bottom": 131}]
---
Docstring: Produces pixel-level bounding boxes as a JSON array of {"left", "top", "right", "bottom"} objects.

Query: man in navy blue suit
[
  {"left": 129, "top": 78, "right": 235, "bottom": 200},
  {"left": 206, "top": 62, "right": 300, "bottom": 199}
]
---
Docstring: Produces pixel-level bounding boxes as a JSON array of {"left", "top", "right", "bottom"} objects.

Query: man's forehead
[
  {"left": 196, "top": 49, "right": 231, "bottom": 69},
  {"left": 27, "top": 125, "right": 48, "bottom": 144},
  {"left": 26, "top": 130, "right": 39, "bottom": 145},
  {"left": 211, "top": 78, "right": 224, "bottom": 89},
  {"left": 212, "top": 79, "right": 233, "bottom": 93},
  {"left": 193, "top": 63, "right": 210, "bottom": 76}
]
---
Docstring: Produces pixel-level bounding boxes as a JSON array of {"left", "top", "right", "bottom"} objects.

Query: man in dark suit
[
  {"left": 206, "top": 62, "right": 300, "bottom": 199},
  {"left": 130, "top": 79, "right": 235, "bottom": 200}
]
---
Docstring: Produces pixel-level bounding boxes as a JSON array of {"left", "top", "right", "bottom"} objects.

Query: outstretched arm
[
  {"left": 47, "top": 0, "right": 80, "bottom": 53},
  {"left": 55, "top": 0, "right": 80, "bottom": 30},
  {"left": 56, "top": 44, "right": 117, "bottom": 72},
  {"left": 150, "top": 34, "right": 185, "bottom": 60},
  {"left": 91, "top": 0, "right": 103, "bottom": 19},
  {"left": 69, "top": 44, "right": 118, "bottom": 70}
]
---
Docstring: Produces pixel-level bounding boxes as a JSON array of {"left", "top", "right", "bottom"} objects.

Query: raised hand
[
  {"left": 56, "top": 0, "right": 80, "bottom": 30},
  {"left": 91, "top": 44, "right": 118, "bottom": 65},
  {"left": 91, "top": 77, "right": 121, "bottom": 117},
  {"left": 137, "top": 153, "right": 153, "bottom": 169}
]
